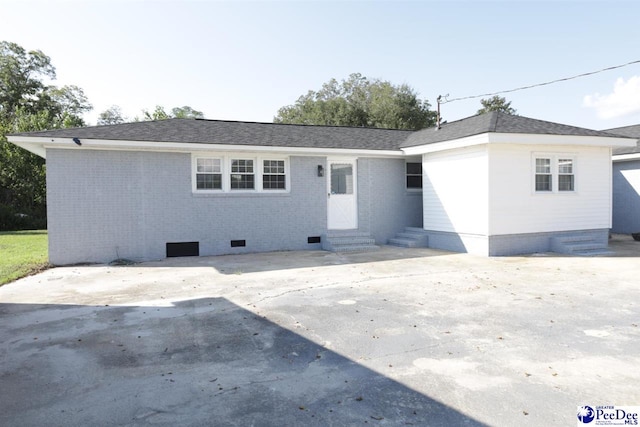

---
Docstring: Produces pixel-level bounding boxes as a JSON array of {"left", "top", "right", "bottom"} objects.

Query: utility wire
[{"left": 441, "top": 59, "right": 640, "bottom": 104}]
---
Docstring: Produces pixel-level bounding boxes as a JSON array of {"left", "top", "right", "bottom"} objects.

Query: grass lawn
[{"left": 0, "top": 230, "right": 49, "bottom": 286}]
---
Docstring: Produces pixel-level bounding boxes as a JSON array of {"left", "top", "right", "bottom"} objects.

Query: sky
[{"left": 2, "top": 0, "right": 640, "bottom": 130}]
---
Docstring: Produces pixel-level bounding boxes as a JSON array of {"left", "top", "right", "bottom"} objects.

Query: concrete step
[
  {"left": 551, "top": 234, "right": 611, "bottom": 256},
  {"left": 331, "top": 244, "right": 380, "bottom": 253},
  {"left": 322, "top": 231, "right": 379, "bottom": 253},
  {"left": 387, "top": 227, "right": 429, "bottom": 248},
  {"left": 325, "top": 237, "right": 376, "bottom": 246},
  {"left": 397, "top": 231, "right": 425, "bottom": 239},
  {"left": 405, "top": 227, "right": 429, "bottom": 234},
  {"left": 388, "top": 237, "right": 419, "bottom": 248},
  {"left": 565, "top": 242, "right": 609, "bottom": 252}
]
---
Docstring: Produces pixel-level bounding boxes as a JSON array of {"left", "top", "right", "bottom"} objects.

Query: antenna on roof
[{"left": 436, "top": 94, "right": 448, "bottom": 130}]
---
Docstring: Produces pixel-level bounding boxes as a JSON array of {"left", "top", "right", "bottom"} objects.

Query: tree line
[{"left": 0, "top": 40, "right": 515, "bottom": 231}]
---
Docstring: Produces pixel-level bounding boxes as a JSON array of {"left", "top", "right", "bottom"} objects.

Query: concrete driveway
[{"left": 1, "top": 235, "right": 639, "bottom": 426}]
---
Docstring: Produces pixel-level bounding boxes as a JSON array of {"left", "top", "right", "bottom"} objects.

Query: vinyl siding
[
  {"left": 488, "top": 144, "right": 612, "bottom": 235},
  {"left": 422, "top": 146, "right": 489, "bottom": 235}
]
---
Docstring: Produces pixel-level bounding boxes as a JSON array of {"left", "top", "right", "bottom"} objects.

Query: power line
[{"left": 440, "top": 59, "right": 640, "bottom": 104}]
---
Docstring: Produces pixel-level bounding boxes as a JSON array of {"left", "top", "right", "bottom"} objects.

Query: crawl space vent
[
  {"left": 230, "top": 240, "right": 246, "bottom": 247},
  {"left": 166, "top": 242, "right": 199, "bottom": 257}
]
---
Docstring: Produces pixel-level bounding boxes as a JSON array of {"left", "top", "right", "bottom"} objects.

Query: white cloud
[{"left": 583, "top": 75, "right": 640, "bottom": 119}]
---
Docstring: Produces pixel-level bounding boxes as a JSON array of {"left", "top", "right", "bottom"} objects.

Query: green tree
[
  {"left": 0, "top": 41, "right": 92, "bottom": 230},
  {"left": 171, "top": 105, "right": 204, "bottom": 119},
  {"left": 137, "top": 105, "right": 204, "bottom": 121},
  {"left": 141, "top": 105, "right": 170, "bottom": 121},
  {"left": 97, "top": 105, "right": 126, "bottom": 125},
  {"left": 274, "top": 73, "right": 437, "bottom": 130},
  {"left": 0, "top": 42, "right": 55, "bottom": 118},
  {"left": 477, "top": 95, "right": 517, "bottom": 115}
]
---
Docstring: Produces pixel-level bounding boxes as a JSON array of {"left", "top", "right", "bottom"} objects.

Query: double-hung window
[
  {"left": 196, "top": 158, "right": 222, "bottom": 190},
  {"left": 230, "top": 159, "right": 254, "bottom": 190},
  {"left": 263, "top": 160, "right": 286, "bottom": 190},
  {"left": 558, "top": 158, "right": 574, "bottom": 191},
  {"left": 194, "top": 155, "right": 288, "bottom": 193},
  {"left": 533, "top": 155, "right": 576, "bottom": 193},
  {"left": 535, "top": 158, "right": 552, "bottom": 191}
]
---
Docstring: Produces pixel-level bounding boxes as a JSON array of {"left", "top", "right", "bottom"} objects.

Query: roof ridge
[{"left": 191, "top": 117, "right": 415, "bottom": 132}]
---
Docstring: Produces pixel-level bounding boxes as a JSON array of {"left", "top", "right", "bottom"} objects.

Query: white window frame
[
  {"left": 534, "top": 157, "right": 552, "bottom": 192},
  {"left": 229, "top": 158, "right": 256, "bottom": 191},
  {"left": 557, "top": 158, "right": 575, "bottom": 192},
  {"left": 262, "top": 159, "right": 287, "bottom": 191},
  {"left": 193, "top": 156, "right": 224, "bottom": 193},
  {"left": 405, "top": 161, "right": 423, "bottom": 191},
  {"left": 532, "top": 153, "right": 577, "bottom": 194},
  {"left": 192, "top": 154, "right": 290, "bottom": 194}
]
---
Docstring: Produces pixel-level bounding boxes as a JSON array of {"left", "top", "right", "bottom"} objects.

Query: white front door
[{"left": 327, "top": 159, "right": 358, "bottom": 230}]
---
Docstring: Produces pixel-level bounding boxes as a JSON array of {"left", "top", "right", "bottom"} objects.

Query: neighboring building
[
  {"left": 8, "top": 112, "right": 635, "bottom": 264},
  {"left": 606, "top": 124, "right": 640, "bottom": 234}
]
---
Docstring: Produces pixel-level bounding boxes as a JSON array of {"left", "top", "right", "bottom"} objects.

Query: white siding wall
[
  {"left": 488, "top": 144, "right": 612, "bottom": 235},
  {"left": 422, "top": 146, "right": 489, "bottom": 235}
]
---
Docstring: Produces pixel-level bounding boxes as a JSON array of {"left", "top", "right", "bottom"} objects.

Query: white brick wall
[{"left": 46, "top": 150, "right": 422, "bottom": 264}]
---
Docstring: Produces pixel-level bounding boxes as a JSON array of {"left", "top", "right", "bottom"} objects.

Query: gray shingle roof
[
  {"left": 604, "top": 124, "right": 640, "bottom": 155},
  {"left": 12, "top": 113, "right": 630, "bottom": 153},
  {"left": 401, "top": 111, "right": 624, "bottom": 148},
  {"left": 10, "top": 118, "right": 414, "bottom": 151}
]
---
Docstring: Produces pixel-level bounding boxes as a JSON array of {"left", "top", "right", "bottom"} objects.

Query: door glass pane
[{"left": 331, "top": 164, "right": 353, "bottom": 194}]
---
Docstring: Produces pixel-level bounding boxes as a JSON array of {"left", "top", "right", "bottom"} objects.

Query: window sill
[
  {"left": 532, "top": 191, "right": 578, "bottom": 196},
  {"left": 192, "top": 190, "right": 291, "bottom": 198}
]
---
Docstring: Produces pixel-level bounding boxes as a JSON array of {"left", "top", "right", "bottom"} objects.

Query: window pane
[
  {"left": 536, "top": 158, "right": 551, "bottom": 174},
  {"left": 230, "top": 174, "right": 254, "bottom": 189},
  {"left": 263, "top": 175, "right": 286, "bottom": 190},
  {"left": 196, "top": 158, "right": 221, "bottom": 173},
  {"left": 197, "top": 158, "right": 212, "bottom": 173},
  {"left": 535, "top": 174, "right": 552, "bottom": 191},
  {"left": 263, "top": 160, "right": 284, "bottom": 174},
  {"left": 232, "top": 159, "right": 253, "bottom": 173},
  {"left": 331, "top": 164, "right": 353, "bottom": 194},
  {"left": 406, "top": 162, "right": 422, "bottom": 175},
  {"left": 558, "top": 159, "right": 573, "bottom": 174},
  {"left": 196, "top": 173, "right": 221, "bottom": 190},
  {"left": 196, "top": 159, "right": 205, "bottom": 173},
  {"left": 406, "top": 176, "right": 422, "bottom": 189},
  {"left": 559, "top": 174, "right": 574, "bottom": 191}
]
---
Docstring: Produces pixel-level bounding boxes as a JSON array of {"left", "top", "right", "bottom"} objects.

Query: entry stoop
[
  {"left": 388, "top": 227, "right": 430, "bottom": 248},
  {"left": 550, "top": 234, "right": 613, "bottom": 256},
  {"left": 322, "top": 231, "right": 379, "bottom": 253}
]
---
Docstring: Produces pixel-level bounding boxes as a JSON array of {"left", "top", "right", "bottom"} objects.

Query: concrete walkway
[{"left": 1, "top": 235, "right": 639, "bottom": 426}]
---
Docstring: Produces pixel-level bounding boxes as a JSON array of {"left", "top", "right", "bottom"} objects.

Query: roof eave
[
  {"left": 613, "top": 152, "right": 640, "bottom": 162},
  {"left": 401, "top": 132, "right": 637, "bottom": 155},
  {"left": 6, "top": 136, "right": 406, "bottom": 158}
]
